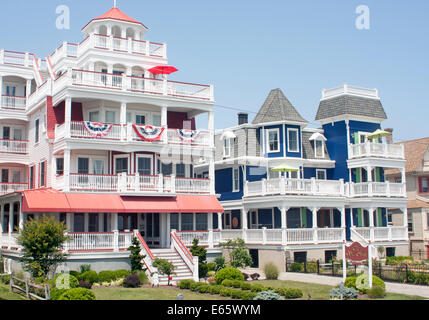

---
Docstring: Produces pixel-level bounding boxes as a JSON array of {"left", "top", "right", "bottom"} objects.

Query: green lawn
[
  {"left": 93, "top": 286, "right": 226, "bottom": 300},
  {"left": 0, "top": 283, "right": 26, "bottom": 300},
  {"left": 258, "top": 280, "right": 425, "bottom": 300}
]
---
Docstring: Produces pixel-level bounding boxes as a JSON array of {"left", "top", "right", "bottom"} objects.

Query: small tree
[
  {"left": 220, "top": 238, "right": 253, "bottom": 269},
  {"left": 152, "top": 258, "right": 175, "bottom": 286},
  {"left": 17, "top": 216, "right": 69, "bottom": 278},
  {"left": 128, "top": 237, "right": 147, "bottom": 272},
  {"left": 189, "top": 239, "right": 208, "bottom": 278}
]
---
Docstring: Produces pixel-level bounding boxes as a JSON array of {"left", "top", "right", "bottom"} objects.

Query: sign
[
  {"left": 232, "top": 217, "right": 239, "bottom": 229},
  {"left": 345, "top": 241, "right": 368, "bottom": 261}
]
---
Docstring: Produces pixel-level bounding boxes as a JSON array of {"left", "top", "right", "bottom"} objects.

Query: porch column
[
  {"left": 84, "top": 213, "right": 89, "bottom": 232},
  {"left": 8, "top": 202, "right": 14, "bottom": 235},
  {"left": 166, "top": 213, "right": 171, "bottom": 247},
  {"left": 338, "top": 206, "right": 346, "bottom": 241},
  {"left": 369, "top": 207, "right": 375, "bottom": 242},
  {"left": 208, "top": 111, "right": 215, "bottom": 148},
  {"left": 120, "top": 102, "right": 127, "bottom": 141},
  {"left": 241, "top": 208, "right": 247, "bottom": 242},
  {"left": 312, "top": 207, "right": 319, "bottom": 244},
  {"left": 0, "top": 75, "right": 3, "bottom": 108},
  {"left": 217, "top": 212, "right": 223, "bottom": 230},
  {"left": 209, "top": 160, "right": 215, "bottom": 195},
  {"left": 18, "top": 202, "right": 24, "bottom": 231},
  {"left": 111, "top": 213, "right": 118, "bottom": 231},
  {"left": 350, "top": 208, "right": 354, "bottom": 228},
  {"left": 64, "top": 148, "right": 71, "bottom": 192},
  {"left": 66, "top": 212, "right": 73, "bottom": 231},
  {"left": 98, "top": 213, "right": 104, "bottom": 232},
  {"left": 367, "top": 166, "right": 373, "bottom": 197},
  {"left": 280, "top": 206, "right": 289, "bottom": 246},
  {"left": 65, "top": 97, "right": 72, "bottom": 139},
  {"left": 402, "top": 206, "right": 408, "bottom": 229},
  {"left": 0, "top": 204, "right": 4, "bottom": 233},
  {"left": 26, "top": 79, "right": 32, "bottom": 99}
]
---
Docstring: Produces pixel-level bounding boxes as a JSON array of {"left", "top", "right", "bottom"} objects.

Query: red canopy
[{"left": 148, "top": 66, "right": 178, "bottom": 75}]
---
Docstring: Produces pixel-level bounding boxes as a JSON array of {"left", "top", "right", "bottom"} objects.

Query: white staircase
[{"left": 151, "top": 248, "right": 194, "bottom": 285}]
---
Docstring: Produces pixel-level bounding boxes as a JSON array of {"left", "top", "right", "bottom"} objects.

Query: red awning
[
  {"left": 21, "top": 189, "right": 224, "bottom": 214},
  {"left": 148, "top": 66, "right": 178, "bottom": 75}
]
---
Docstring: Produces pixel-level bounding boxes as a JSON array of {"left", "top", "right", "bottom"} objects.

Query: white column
[
  {"left": 26, "top": 79, "right": 32, "bottom": 99},
  {"left": 339, "top": 206, "right": 346, "bottom": 241},
  {"left": 8, "top": 203, "right": 14, "bottom": 235},
  {"left": 84, "top": 213, "right": 89, "bottom": 232},
  {"left": 209, "top": 160, "right": 215, "bottom": 195},
  {"left": 312, "top": 207, "right": 318, "bottom": 243},
  {"left": 111, "top": 213, "right": 118, "bottom": 231},
  {"left": 280, "top": 206, "right": 288, "bottom": 229},
  {"left": 0, "top": 205, "right": 3, "bottom": 234},
  {"left": 18, "top": 202, "right": 24, "bottom": 231},
  {"left": 369, "top": 207, "right": 375, "bottom": 242},
  {"left": 161, "top": 106, "right": 168, "bottom": 127},
  {"left": 0, "top": 75, "right": 3, "bottom": 109},
  {"left": 241, "top": 208, "right": 247, "bottom": 230},
  {"left": 217, "top": 212, "right": 223, "bottom": 230},
  {"left": 66, "top": 212, "right": 73, "bottom": 231},
  {"left": 166, "top": 213, "right": 171, "bottom": 247},
  {"left": 402, "top": 206, "right": 408, "bottom": 228},
  {"left": 64, "top": 148, "right": 71, "bottom": 192},
  {"left": 98, "top": 213, "right": 104, "bottom": 232},
  {"left": 350, "top": 208, "right": 354, "bottom": 228},
  {"left": 120, "top": 102, "right": 127, "bottom": 141},
  {"left": 208, "top": 111, "right": 215, "bottom": 148}
]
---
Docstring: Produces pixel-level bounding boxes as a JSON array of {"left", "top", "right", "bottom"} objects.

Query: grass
[
  {"left": 0, "top": 283, "right": 26, "bottom": 300},
  {"left": 258, "top": 280, "right": 426, "bottom": 300},
  {"left": 93, "top": 286, "right": 226, "bottom": 300}
]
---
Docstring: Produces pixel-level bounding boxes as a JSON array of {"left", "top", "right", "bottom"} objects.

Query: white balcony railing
[
  {"left": 167, "top": 129, "right": 211, "bottom": 146},
  {"left": 1, "top": 96, "right": 26, "bottom": 110},
  {"left": 352, "top": 226, "right": 408, "bottom": 242},
  {"left": 64, "top": 231, "right": 133, "bottom": 252},
  {"left": 0, "top": 183, "right": 28, "bottom": 196},
  {"left": 0, "top": 50, "right": 33, "bottom": 67},
  {"left": 245, "top": 178, "right": 344, "bottom": 198},
  {"left": 66, "top": 173, "right": 211, "bottom": 195},
  {"left": 347, "top": 182, "right": 406, "bottom": 198},
  {"left": 349, "top": 142, "right": 404, "bottom": 159},
  {"left": 0, "top": 139, "right": 28, "bottom": 154}
]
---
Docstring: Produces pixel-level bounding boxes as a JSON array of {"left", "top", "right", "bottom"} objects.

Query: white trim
[
  {"left": 287, "top": 128, "right": 299, "bottom": 153},
  {"left": 232, "top": 166, "right": 240, "bottom": 192},
  {"left": 314, "top": 139, "right": 325, "bottom": 158},
  {"left": 316, "top": 169, "right": 327, "bottom": 180},
  {"left": 266, "top": 128, "right": 280, "bottom": 153},
  {"left": 223, "top": 137, "right": 233, "bottom": 158},
  {"left": 113, "top": 154, "right": 131, "bottom": 174},
  {"left": 136, "top": 154, "right": 154, "bottom": 175}
]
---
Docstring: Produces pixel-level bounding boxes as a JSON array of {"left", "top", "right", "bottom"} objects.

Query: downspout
[{"left": 345, "top": 119, "right": 352, "bottom": 183}]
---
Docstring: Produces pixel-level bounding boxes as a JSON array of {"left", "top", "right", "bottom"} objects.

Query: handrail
[
  {"left": 171, "top": 231, "right": 194, "bottom": 264},
  {"left": 135, "top": 231, "right": 155, "bottom": 260}
]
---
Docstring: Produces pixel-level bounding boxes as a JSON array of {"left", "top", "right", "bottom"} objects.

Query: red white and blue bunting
[
  {"left": 133, "top": 124, "right": 165, "bottom": 142},
  {"left": 83, "top": 121, "right": 113, "bottom": 137},
  {"left": 176, "top": 129, "right": 200, "bottom": 143}
]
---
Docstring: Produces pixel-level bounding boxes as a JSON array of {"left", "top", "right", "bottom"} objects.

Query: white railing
[
  {"left": 1, "top": 96, "right": 26, "bottom": 110},
  {"left": 167, "top": 129, "right": 211, "bottom": 146},
  {"left": 171, "top": 230, "right": 199, "bottom": 282},
  {"left": 134, "top": 230, "right": 158, "bottom": 283},
  {"left": 167, "top": 80, "right": 212, "bottom": 101},
  {"left": 349, "top": 142, "right": 404, "bottom": 159},
  {"left": 72, "top": 69, "right": 124, "bottom": 90},
  {"left": 317, "top": 228, "right": 344, "bottom": 242},
  {"left": 70, "top": 121, "right": 122, "bottom": 140},
  {"left": 352, "top": 226, "right": 408, "bottom": 242},
  {"left": 322, "top": 84, "right": 379, "bottom": 100},
  {"left": 0, "top": 50, "right": 32, "bottom": 67},
  {"left": 0, "top": 183, "right": 28, "bottom": 195},
  {"left": 347, "top": 182, "right": 406, "bottom": 198},
  {"left": 245, "top": 178, "right": 344, "bottom": 197},
  {"left": 176, "top": 231, "right": 211, "bottom": 247},
  {"left": 0, "top": 139, "right": 28, "bottom": 153},
  {"left": 65, "top": 231, "right": 133, "bottom": 251},
  {"left": 0, "top": 233, "right": 20, "bottom": 250},
  {"left": 286, "top": 228, "right": 314, "bottom": 244},
  {"left": 69, "top": 174, "right": 119, "bottom": 192},
  {"left": 175, "top": 177, "right": 210, "bottom": 194}
]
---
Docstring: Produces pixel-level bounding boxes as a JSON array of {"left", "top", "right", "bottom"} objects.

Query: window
[
  {"left": 126, "top": 112, "right": 132, "bottom": 123},
  {"left": 315, "top": 140, "right": 324, "bottom": 158},
  {"left": 35, "top": 119, "right": 39, "bottom": 143},
  {"left": 1, "top": 169, "right": 9, "bottom": 183},
  {"left": 105, "top": 111, "right": 116, "bottom": 124},
  {"left": 74, "top": 213, "right": 85, "bottom": 232},
  {"left": 316, "top": 169, "right": 327, "bottom": 180},
  {"left": 88, "top": 214, "right": 99, "bottom": 232},
  {"left": 176, "top": 163, "right": 185, "bottom": 178},
  {"left": 408, "top": 213, "right": 413, "bottom": 233},
  {"left": 267, "top": 129, "right": 279, "bottom": 153},
  {"left": 137, "top": 156, "right": 152, "bottom": 176},
  {"left": 29, "top": 166, "right": 34, "bottom": 189},
  {"left": 224, "top": 212, "right": 231, "bottom": 229},
  {"left": 136, "top": 115, "right": 146, "bottom": 125},
  {"left": 387, "top": 213, "right": 393, "bottom": 225},
  {"left": 89, "top": 111, "right": 99, "bottom": 122},
  {"left": 196, "top": 214, "right": 208, "bottom": 231},
  {"left": 12, "top": 171, "right": 20, "bottom": 183},
  {"left": 40, "top": 161, "right": 46, "bottom": 187},
  {"left": 181, "top": 213, "right": 193, "bottom": 231},
  {"left": 78, "top": 158, "right": 89, "bottom": 174},
  {"left": 223, "top": 138, "right": 233, "bottom": 158},
  {"left": 56, "top": 158, "right": 64, "bottom": 175},
  {"left": 59, "top": 213, "right": 66, "bottom": 225},
  {"left": 420, "top": 177, "right": 429, "bottom": 193},
  {"left": 358, "top": 132, "right": 367, "bottom": 144},
  {"left": 115, "top": 157, "right": 128, "bottom": 174},
  {"left": 233, "top": 167, "right": 240, "bottom": 192},
  {"left": 170, "top": 213, "right": 179, "bottom": 231},
  {"left": 2, "top": 127, "right": 10, "bottom": 140},
  {"left": 13, "top": 128, "right": 22, "bottom": 141},
  {"left": 92, "top": 160, "right": 105, "bottom": 175},
  {"left": 287, "top": 128, "right": 299, "bottom": 153},
  {"left": 162, "top": 163, "right": 173, "bottom": 176},
  {"left": 153, "top": 115, "right": 162, "bottom": 127}
]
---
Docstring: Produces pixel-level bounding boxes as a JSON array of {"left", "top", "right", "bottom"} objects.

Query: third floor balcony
[{"left": 348, "top": 142, "right": 404, "bottom": 160}]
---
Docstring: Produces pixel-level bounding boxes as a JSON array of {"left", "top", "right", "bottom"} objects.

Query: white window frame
[
  {"left": 287, "top": 128, "right": 299, "bottom": 153},
  {"left": 266, "top": 128, "right": 280, "bottom": 153},
  {"left": 113, "top": 154, "right": 130, "bottom": 174},
  {"left": 316, "top": 169, "right": 327, "bottom": 180},
  {"left": 358, "top": 132, "right": 368, "bottom": 144},
  {"left": 223, "top": 138, "right": 233, "bottom": 158},
  {"left": 136, "top": 154, "right": 154, "bottom": 176},
  {"left": 232, "top": 167, "right": 240, "bottom": 192},
  {"left": 314, "top": 139, "right": 325, "bottom": 158},
  {"left": 224, "top": 212, "right": 232, "bottom": 229},
  {"left": 104, "top": 109, "right": 117, "bottom": 124}
]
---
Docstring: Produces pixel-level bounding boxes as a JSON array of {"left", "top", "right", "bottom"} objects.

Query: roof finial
[{"left": 114, "top": 0, "right": 117, "bottom": 8}]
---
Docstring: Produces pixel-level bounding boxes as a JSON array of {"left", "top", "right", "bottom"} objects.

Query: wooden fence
[{"left": 9, "top": 272, "right": 50, "bottom": 300}]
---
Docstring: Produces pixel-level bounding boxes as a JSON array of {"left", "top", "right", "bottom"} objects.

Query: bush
[
  {"left": 214, "top": 256, "right": 226, "bottom": 271},
  {"left": 122, "top": 273, "right": 141, "bottom": 288},
  {"left": 368, "top": 285, "right": 386, "bottom": 299},
  {"left": 78, "top": 280, "right": 92, "bottom": 289},
  {"left": 250, "top": 284, "right": 265, "bottom": 293},
  {"left": 345, "top": 275, "right": 385, "bottom": 294},
  {"left": 220, "top": 287, "right": 233, "bottom": 297},
  {"left": 290, "top": 262, "right": 303, "bottom": 272},
  {"left": 240, "top": 282, "right": 252, "bottom": 290},
  {"left": 306, "top": 261, "right": 318, "bottom": 273},
  {"left": 208, "top": 285, "right": 222, "bottom": 295},
  {"left": 98, "top": 271, "right": 116, "bottom": 283},
  {"left": 69, "top": 271, "right": 80, "bottom": 279},
  {"left": 250, "top": 273, "right": 260, "bottom": 281},
  {"left": 58, "top": 288, "right": 96, "bottom": 300},
  {"left": 50, "top": 288, "right": 68, "bottom": 300},
  {"left": 79, "top": 265, "right": 91, "bottom": 274},
  {"left": 79, "top": 271, "right": 98, "bottom": 284},
  {"left": 230, "top": 289, "right": 244, "bottom": 299},
  {"left": 330, "top": 287, "right": 359, "bottom": 300},
  {"left": 190, "top": 282, "right": 205, "bottom": 292},
  {"left": 197, "top": 284, "right": 210, "bottom": 294},
  {"left": 178, "top": 279, "right": 195, "bottom": 290},
  {"left": 386, "top": 256, "right": 413, "bottom": 265},
  {"left": 221, "top": 279, "right": 233, "bottom": 287},
  {"left": 231, "top": 280, "right": 242, "bottom": 288},
  {"left": 241, "top": 291, "right": 258, "bottom": 300},
  {"left": 264, "top": 262, "right": 279, "bottom": 280},
  {"left": 1, "top": 274, "right": 11, "bottom": 285},
  {"left": 413, "top": 273, "right": 429, "bottom": 285},
  {"left": 214, "top": 267, "right": 244, "bottom": 284},
  {"left": 207, "top": 262, "right": 216, "bottom": 272},
  {"left": 52, "top": 273, "right": 79, "bottom": 289},
  {"left": 242, "top": 272, "right": 249, "bottom": 281},
  {"left": 114, "top": 270, "right": 131, "bottom": 280},
  {"left": 275, "top": 287, "right": 304, "bottom": 299},
  {"left": 135, "top": 271, "right": 148, "bottom": 285},
  {"left": 254, "top": 290, "right": 283, "bottom": 300}
]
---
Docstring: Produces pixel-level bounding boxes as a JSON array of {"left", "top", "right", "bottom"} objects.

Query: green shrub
[
  {"left": 178, "top": 279, "right": 195, "bottom": 290},
  {"left": 207, "top": 262, "right": 216, "bottom": 272},
  {"left": 275, "top": 287, "right": 304, "bottom": 299},
  {"left": 230, "top": 289, "right": 244, "bottom": 299},
  {"left": 52, "top": 273, "right": 79, "bottom": 289},
  {"left": 69, "top": 271, "right": 80, "bottom": 279},
  {"left": 58, "top": 288, "right": 96, "bottom": 300},
  {"left": 220, "top": 287, "right": 233, "bottom": 297},
  {"left": 79, "top": 271, "right": 98, "bottom": 284},
  {"left": 123, "top": 273, "right": 141, "bottom": 288},
  {"left": 386, "top": 256, "right": 413, "bottom": 265},
  {"left": 190, "top": 282, "right": 205, "bottom": 292},
  {"left": 135, "top": 271, "right": 148, "bottom": 285},
  {"left": 250, "top": 284, "right": 265, "bottom": 292},
  {"left": 240, "top": 282, "right": 252, "bottom": 290},
  {"left": 214, "top": 256, "right": 226, "bottom": 271},
  {"left": 221, "top": 279, "right": 233, "bottom": 287},
  {"left": 198, "top": 284, "right": 210, "bottom": 294},
  {"left": 114, "top": 270, "right": 131, "bottom": 280},
  {"left": 330, "top": 287, "right": 359, "bottom": 300},
  {"left": 411, "top": 272, "right": 429, "bottom": 285},
  {"left": 264, "top": 262, "right": 279, "bottom": 280},
  {"left": 208, "top": 285, "right": 222, "bottom": 295},
  {"left": 254, "top": 290, "right": 283, "bottom": 300},
  {"left": 231, "top": 280, "right": 242, "bottom": 288},
  {"left": 0, "top": 274, "right": 10, "bottom": 285},
  {"left": 290, "top": 262, "right": 303, "bottom": 272},
  {"left": 241, "top": 291, "right": 258, "bottom": 300},
  {"left": 344, "top": 275, "right": 385, "bottom": 294},
  {"left": 79, "top": 265, "right": 91, "bottom": 273},
  {"left": 214, "top": 267, "right": 244, "bottom": 284},
  {"left": 306, "top": 261, "right": 318, "bottom": 273},
  {"left": 368, "top": 285, "right": 386, "bottom": 299},
  {"left": 50, "top": 288, "right": 68, "bottom": 300},
  {"left": 98, "top": 271, "right": 116, "bottom": 283}
]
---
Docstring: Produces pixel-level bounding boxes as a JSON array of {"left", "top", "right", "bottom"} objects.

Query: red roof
[
  {"left": 82, "top": 7, "right": 148, "bottom": 30},
  {"left": 21, "top": 189, "right": 224, "bottom": 214}
]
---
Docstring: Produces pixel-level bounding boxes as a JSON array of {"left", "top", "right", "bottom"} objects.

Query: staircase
[{"left": 151, "top": 248, "right": 194, "bottom": 285}]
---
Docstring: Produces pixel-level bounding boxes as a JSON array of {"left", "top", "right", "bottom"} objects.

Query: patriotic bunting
[
  {"left": 83, "top": 121, "right": 113, "bottom": 137},
  {"left": 133, "top": 124, "right": 165, "bottom": 142},
  {"left": 176, "top": 129, "right": 200, "bottom": 143}
]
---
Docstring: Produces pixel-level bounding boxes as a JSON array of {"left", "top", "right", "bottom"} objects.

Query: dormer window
[
  {"left": 221, "top": 131, "right": 236, "bottom": 158},
  {"left": 267, "top": 128, "right": 280, "bottom": 153},
  {"left": 315, "top": 140, "right": 324, "bottom": 158}
]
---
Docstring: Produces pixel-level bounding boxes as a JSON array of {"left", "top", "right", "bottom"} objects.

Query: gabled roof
[
  {"left": 385, "top": 137, "right": 429, "bottom": 175},
  {"left": 252, "top": 89, "right": 307, "bottom": 125},
  {"left": 315, "top": 95, "right": 387, "bottom": 121},
  {"left": 83, "top": 7, "right": 148, "bottom": 30}
]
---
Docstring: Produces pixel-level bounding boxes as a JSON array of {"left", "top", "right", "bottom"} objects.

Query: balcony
[
  {"left": 351, "top": 226, "right": 408, "bottom": 242},
  {"left": 0, "top": 183, "right": 28, "bottom": 196},
  {"left": 56, "top": 173, "right": 211, "bottom": 195},
  {"left": 0, "top": 50, "right": 33, "bottom": 67},
  {"left": 0, "top": 139, "right": 28, "bottom": 154},
  {"left": 349, "top": 142, "right": 404, "bottom": 160},
  {"left": 55, "top": 121, "right": 212, "bottom": 147},
  {"left": 244, "top": 178, "right": 344, "bottom": 198},
  {"left": 347, "top": 182, "right": 406, "bottom": 198},
  {"left": 1, "top": 96, "right": 27, "bottom": 110}
]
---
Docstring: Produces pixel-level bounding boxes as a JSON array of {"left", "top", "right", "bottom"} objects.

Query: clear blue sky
[{"left": 1, "top": 0, "right": 428, "bottom": 141}]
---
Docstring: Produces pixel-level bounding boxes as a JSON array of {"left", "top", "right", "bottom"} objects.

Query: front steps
[{"left": 151, "top": 248, "right": 194, "bottom": 285}]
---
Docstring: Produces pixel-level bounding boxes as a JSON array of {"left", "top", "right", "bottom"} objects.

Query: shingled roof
[
  {"left": 385, "top": 137, "right": 429, "bottom": 175},
  {"left": 315, "top": 95, "right": 387, "bottom": 121},
  {"left": 252, "top": 89, "right": 307, "bottom": 125},
  {"left": 302, "top": 131, "right": 330, "bottom": 160}
]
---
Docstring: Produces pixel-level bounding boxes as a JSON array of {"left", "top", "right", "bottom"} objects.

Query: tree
[
  {"left": 152, "top": 258, "right": 176, "bottom": 286},
  {"left": 128, "top": 237, "right": 147, "bottom": 272},
  {"left": 189, "top": 239, "right": 208, "bottom": 278},
  {"left": 220, "top": 238, "right": 253, "bottom": 269},
  {"left": 17, "top": 216, "right": 69, "bottom": 277}
]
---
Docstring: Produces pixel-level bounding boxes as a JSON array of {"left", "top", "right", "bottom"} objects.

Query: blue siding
[
  {"left": 261, "top": 125, "right": 284, "bottom": 158},
  {"left": 216, "top": 167, "right": 244, "bottom": 201},
  {"left": 303, "top": 168, "right": 335, "bottom": 179}
]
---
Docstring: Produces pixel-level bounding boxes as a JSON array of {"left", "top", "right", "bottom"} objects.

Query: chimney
[
  {"left": 238, "top": 113, "right": 248, "bottom": 125},
  {"left": 385, "top": 128, "right": 393, "bottom": 144}
]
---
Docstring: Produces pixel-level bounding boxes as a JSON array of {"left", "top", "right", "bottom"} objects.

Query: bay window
[{"left": 287, "top": 128, "right": 299, "bottom": 153}]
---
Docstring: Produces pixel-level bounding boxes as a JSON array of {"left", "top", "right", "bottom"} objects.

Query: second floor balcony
[
  {"left": 0, "top": 139, "right": 28, "bottom": 154},
  {"left": 1, "top": 96, "right": 26, "bottom": 110},
  {"left": 347, "top": 181, "right": 406, "bottom": 198},
  {"left": 349, "top": 142, "right": 404, "bottom": 160},
  {"left": 0, "top": 182, "right": 28, "bottom": 196}
]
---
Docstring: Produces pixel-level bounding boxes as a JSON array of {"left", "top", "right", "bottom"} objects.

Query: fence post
[
  {"left": 406, "top": 264, "right": 409, "bottom": 283},
  {"left": 9, "top": 272, "right": 13, "bottom": 293},
  {"left": 317, "top": 260, "right": 320, "bottom": 275},
  {"left": 285, "top": 258, "right": 288, "bottom": 272},
  {"left": 25, "top": 278, "right": 30, "bottom": 299},
  {"left": 45, "top": 284, "right": 50, "bottom": 300},
  {"left": 332, "top": 261, "right": 335, "bottom": 276},
  {"left": 304, "top": 261, "right": 307, "bottom": 273}
]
